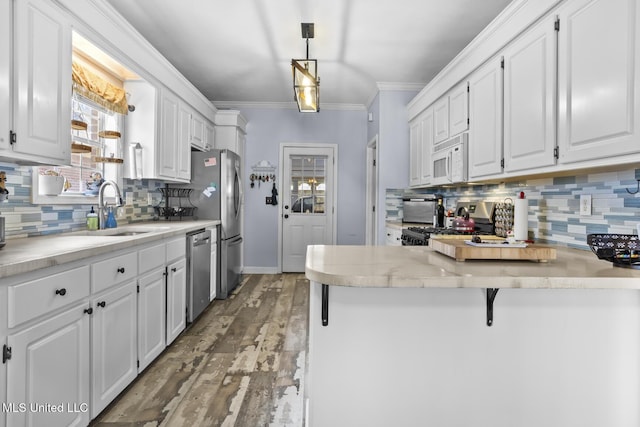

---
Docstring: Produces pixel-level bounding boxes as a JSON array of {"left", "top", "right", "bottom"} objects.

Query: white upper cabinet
[
  {"left": 468, "top": 58, "right": 504, "bottom": 178},
  {"left": 503, "top": 15, "right": 557, "bottom": 173},
  {"left": 190, "top": 112, "right": 205, "bottom": 151},
  {"left": 433, "top": 82, "right": 469, "bottom": 145},
  {"left": 0, "top": 0, "right": 9, "bottom": 155},
  {"left": 449, "top": 82, "right": 469, "bottom": 137},
  {"left": 204, "top": 120, "right": 215, "bottom": 151},
  {"left": 409, "top": 119, "right": 422, "bottom": 187},
  {"left": 557, "top": 0, "right": 640, "bottom": 163},
  {"left": 11, "top": 0, "right": 71, "bottom": 165},
  {"left": 419, "top": 107, "right": 434, "bottom": 184},
  {"left": 409, "top": 107, "right": 434, "bottom": 187},
  {"left": 433, "top": 96, "right": 450, "bottom": 144}
]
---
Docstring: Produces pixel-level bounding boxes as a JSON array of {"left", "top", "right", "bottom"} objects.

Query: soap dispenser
[
  {"left": 87, "top": 206, "right": 98, "bottom": 230},
  {"left": 104, "top": 206, "right": 117, "bottom": 228}
]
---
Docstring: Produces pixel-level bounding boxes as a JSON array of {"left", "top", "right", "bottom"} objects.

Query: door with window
[{"left": 281, "top": 145, "right": 336, "bottom": 272}]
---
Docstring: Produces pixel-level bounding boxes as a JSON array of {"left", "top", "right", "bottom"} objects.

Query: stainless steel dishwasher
[{"left": 186, "top": 228, "right": 211, "bottom": 323}]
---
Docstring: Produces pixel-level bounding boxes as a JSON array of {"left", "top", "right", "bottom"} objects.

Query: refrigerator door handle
[
  {"left": 235, "top": 163, "right": 243, "bottom": 219},
  {"left": 228, "top": 236, "right": 243, "bottom": 246}
]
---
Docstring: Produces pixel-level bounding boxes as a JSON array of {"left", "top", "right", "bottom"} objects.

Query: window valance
[{"left": 72, "top": 61, "right": 128, "bottom": 115}]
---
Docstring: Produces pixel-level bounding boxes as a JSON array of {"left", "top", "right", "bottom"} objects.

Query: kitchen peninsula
[{"left": 305, "top": 244, "right": 640, "bottom": 427}]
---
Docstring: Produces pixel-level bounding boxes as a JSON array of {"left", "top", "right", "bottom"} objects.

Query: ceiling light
[{"left": 292, "top": 23, "right": 319, "bottom": 113}]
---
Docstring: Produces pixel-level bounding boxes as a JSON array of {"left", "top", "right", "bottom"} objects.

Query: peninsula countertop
[
  {"left": 305, "top": 244, "right": 640, "bottom": 289},
  {"left": 0, "top": 220, "right": 220, "bottom": 279}
]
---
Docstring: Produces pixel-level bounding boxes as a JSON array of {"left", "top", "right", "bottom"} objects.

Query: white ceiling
[{"left": 105, "top": 0, "right": 513, "bottom": 109}]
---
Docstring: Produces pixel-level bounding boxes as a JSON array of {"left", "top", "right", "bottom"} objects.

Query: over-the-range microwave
[{"left": 431, "top": 132, "right": 468, "bottom": 185}]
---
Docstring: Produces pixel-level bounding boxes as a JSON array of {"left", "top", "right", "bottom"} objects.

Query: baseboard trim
[{"left": 243, "top": 266, "right": 280, "bottom": 274}]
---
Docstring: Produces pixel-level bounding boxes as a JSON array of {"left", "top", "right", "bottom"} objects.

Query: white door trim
[
  {"left": 278, "top": 143, "right": 338, "bottom": 273},
  {"left": 365, "top": 135, "right": 378, "bottom": 245}
]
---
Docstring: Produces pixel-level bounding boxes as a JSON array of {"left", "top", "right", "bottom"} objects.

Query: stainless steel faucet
[{"left": 98, "top": 180, "right": 123, "bottom": 229}]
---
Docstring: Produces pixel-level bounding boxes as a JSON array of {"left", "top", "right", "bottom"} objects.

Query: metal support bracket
[
  {"left": 486, "top": 288, "right": 500, "bottom": 327},
  {"left": 321, "top": 284, "right": 329, "bottom": 326}
]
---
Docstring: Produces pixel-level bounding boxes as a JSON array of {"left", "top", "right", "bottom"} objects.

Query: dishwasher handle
[{"left": 190, "top": 230, "right": 212, "bottom": 247}]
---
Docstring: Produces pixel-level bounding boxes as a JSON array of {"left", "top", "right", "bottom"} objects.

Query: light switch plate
[
  {"left": 125, "top": 193, "right": 133, "bottom": 206},
  {"left": 580, "top": 194, "right": 591, "bottom": 216}
]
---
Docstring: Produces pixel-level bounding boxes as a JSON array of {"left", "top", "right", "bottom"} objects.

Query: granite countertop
[
  {"left": 0, "top": 220, "right": 220, "bottom": 279},
  {"left": 305, "top": 244, "right": 640, "bottom": 289}
]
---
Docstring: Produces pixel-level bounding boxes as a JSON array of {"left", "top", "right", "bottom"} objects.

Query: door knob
[
  {"left": 84, "top": 307, "right": 93, "bottom": 315},
  {"left": 97, "top": 301, "right": 106, "bottom": 308},
  {"left": 284, "top": 214, "right": 289, "bottom": 219},
  {"left": 55, "top": 288, "right": 67, "bottom": 296},
  {"left": 284, "top": 205, "right": 289, "bottom": 210}
]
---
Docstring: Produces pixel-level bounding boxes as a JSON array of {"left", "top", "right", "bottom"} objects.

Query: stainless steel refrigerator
[{"left": 191, "top": 149, "right": 243, "bottom": 299}]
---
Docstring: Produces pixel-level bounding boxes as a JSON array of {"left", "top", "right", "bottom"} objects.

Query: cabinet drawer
[
  {"left": 166, "top": 237, "right": 186, "bottom": 263},
  {"left": 92, "top": 252, "right": 138, "bottom": 294},
  {"left": 8, "top": 265, "right": 90, "bottom": 328},
  {"left": 138, "top": 243, "right": 165, "bottom": 274}
]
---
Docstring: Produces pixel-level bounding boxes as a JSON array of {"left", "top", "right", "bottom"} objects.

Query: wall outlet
[
  {"left": 580, "top": 194, "right": 592, "bottom": 216},
  {"left": 265, "top": 196, "right": 273, "bottom": 205},
  {"left": 147, "top": 193, "right": 153, "bottom": 206},
  {"left": 125, "top": 193, "right": 134, "bottom": 206}
]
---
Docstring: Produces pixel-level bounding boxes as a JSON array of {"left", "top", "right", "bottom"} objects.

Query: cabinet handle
[
  {"left": 97, "top": 301, "right": 106, "bottom": 308},
  {"left": 55, "top": 288, "right": 67, "bottom": 296},
  {"left": 84, "top": 307, "right": 93, "bottom": 315},
  {"left": 117, "top": 267, "right": 125, "bottom": 273},
  {"left": 171, "top": 267, "right": 177, "bottom": 272}
]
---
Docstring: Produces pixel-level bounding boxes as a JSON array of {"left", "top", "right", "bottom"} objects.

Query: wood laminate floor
[{"left": 92, "top": 273, "right": 309, "bottom": 427}]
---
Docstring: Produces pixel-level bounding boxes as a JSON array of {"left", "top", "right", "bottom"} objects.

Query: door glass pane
[{"left": 290, "top": 155, "right": 326, "bottom": 214}]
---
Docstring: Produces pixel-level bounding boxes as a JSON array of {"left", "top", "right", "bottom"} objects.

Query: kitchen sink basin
[{"left": 68, "top": 226, "right": 171, "bottom": 237}]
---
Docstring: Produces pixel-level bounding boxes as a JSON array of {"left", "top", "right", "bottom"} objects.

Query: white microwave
[{"left": 431, "top": 132, "right": 468, "bottom": 185}]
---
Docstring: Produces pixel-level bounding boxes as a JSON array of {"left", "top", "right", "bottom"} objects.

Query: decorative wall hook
[{"left": 626, "top": 179, "right": 640, "bottom": 195}]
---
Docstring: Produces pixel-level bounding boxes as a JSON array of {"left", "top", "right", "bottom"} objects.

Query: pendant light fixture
[{"left": 292, "top": 23, "right": 320, "bottom": 112}]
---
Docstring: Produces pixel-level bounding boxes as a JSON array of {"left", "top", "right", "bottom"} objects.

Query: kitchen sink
[{"left": 68, "top": 226, "right": 171, "bottom": 237}]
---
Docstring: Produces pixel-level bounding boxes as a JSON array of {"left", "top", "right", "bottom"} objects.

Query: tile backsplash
[
  {"left": 388, "top": 167, "right": 640, "bottom": 250},
  {"left": 0, "top": 163, "right": 164, "bottom": 239}
]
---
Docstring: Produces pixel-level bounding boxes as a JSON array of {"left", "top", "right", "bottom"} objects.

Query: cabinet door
[
  {"left": 138, "top": 268, "right": 166, "bottom": 372},
  {"left": 469, "top": 58, "right": 504, "bottom": 178},
  {"left": 558, "top": 0, "right": 640, "bottom": 163},
  {"left": 0, "top": 0, "right": 9, "bottom": 154},
  {"left": 13, "top": 0, "right": 71, "bottom": 164},
  {"left": 159, "top": 89, "right": 179, "bottom": 179},
  {"left": 210, "top": 240, "right": 217, "bottom": 302},
  {"left": 503, "top": 17, "right": 557, "bottom": 172},
  {"left": 91, "top": 280, "right": 138, "bottom": 418},
  {"left": 419, "top": 107, "right": 434, "bottom": 184},
  {"left": 166, "top": 257, "right": 186, "bottom": 345},
  {"left": 385, "top": 228, "right": 402, "bottom": 246},
  {"left": 409, "top": 119, "right": 422, "bottom": 187},
  {"left": 6, "top": 303, "right": 90, "bottom": 427},
  {"left": 177, "top": 103, "right": 191, "bottom": 181},
  {"left": 433, "top": 96, "right": 450, "bottom": 144},
  {"left": 204, "top": 121, "right": 215, "bottom": 151},
  {"left": 190, "top": 112, "right": 205, "bottom": 150},
  {"left": 449, "top": 82, "right": 469, "bottom": 137}
]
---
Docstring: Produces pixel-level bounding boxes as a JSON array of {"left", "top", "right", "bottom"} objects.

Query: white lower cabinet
[
  {"left": 166, "top": 257, "right": 186, "bottom": 346},
  {"left": 90, "top": 280, "right": 138, "bottom": 418},
  {"left": 209, "top": 226, "right": 218, "bottom": 302},
  {"left": 1, "top": 235, "right": 194, "bottom": 425},
  {"left": 385, "top": 226, "right": 402, "bottom": 246},
  {"left": 137, "top": 268, "right": 166, "bottom": 371},
  {"left": 6, "top": 302, "right": 91, "bottom": 427}
]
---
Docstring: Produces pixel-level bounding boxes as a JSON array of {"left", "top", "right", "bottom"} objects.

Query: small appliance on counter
[{"left": 402, "top": 194, "right": 443, "bottom": 225}]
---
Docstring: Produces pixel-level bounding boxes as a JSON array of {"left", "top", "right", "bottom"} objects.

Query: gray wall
[
  {"left": 236, "top": 107, "right": 368, "bottom": 270},
  {"left": 368, "top": 90, "right": 419, "bottom": 244}
]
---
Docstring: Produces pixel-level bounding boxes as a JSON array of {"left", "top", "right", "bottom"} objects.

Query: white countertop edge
[
  {"left": 304, "top": 245, "right": 640, "bottom": 290},
  {"left": 0, "top": 220, "right": 221, "bottom": 279}
]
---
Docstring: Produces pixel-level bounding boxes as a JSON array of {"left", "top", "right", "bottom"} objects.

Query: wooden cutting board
[{"left": 430, "top": 238, "right": 556, "bottom": 262}]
